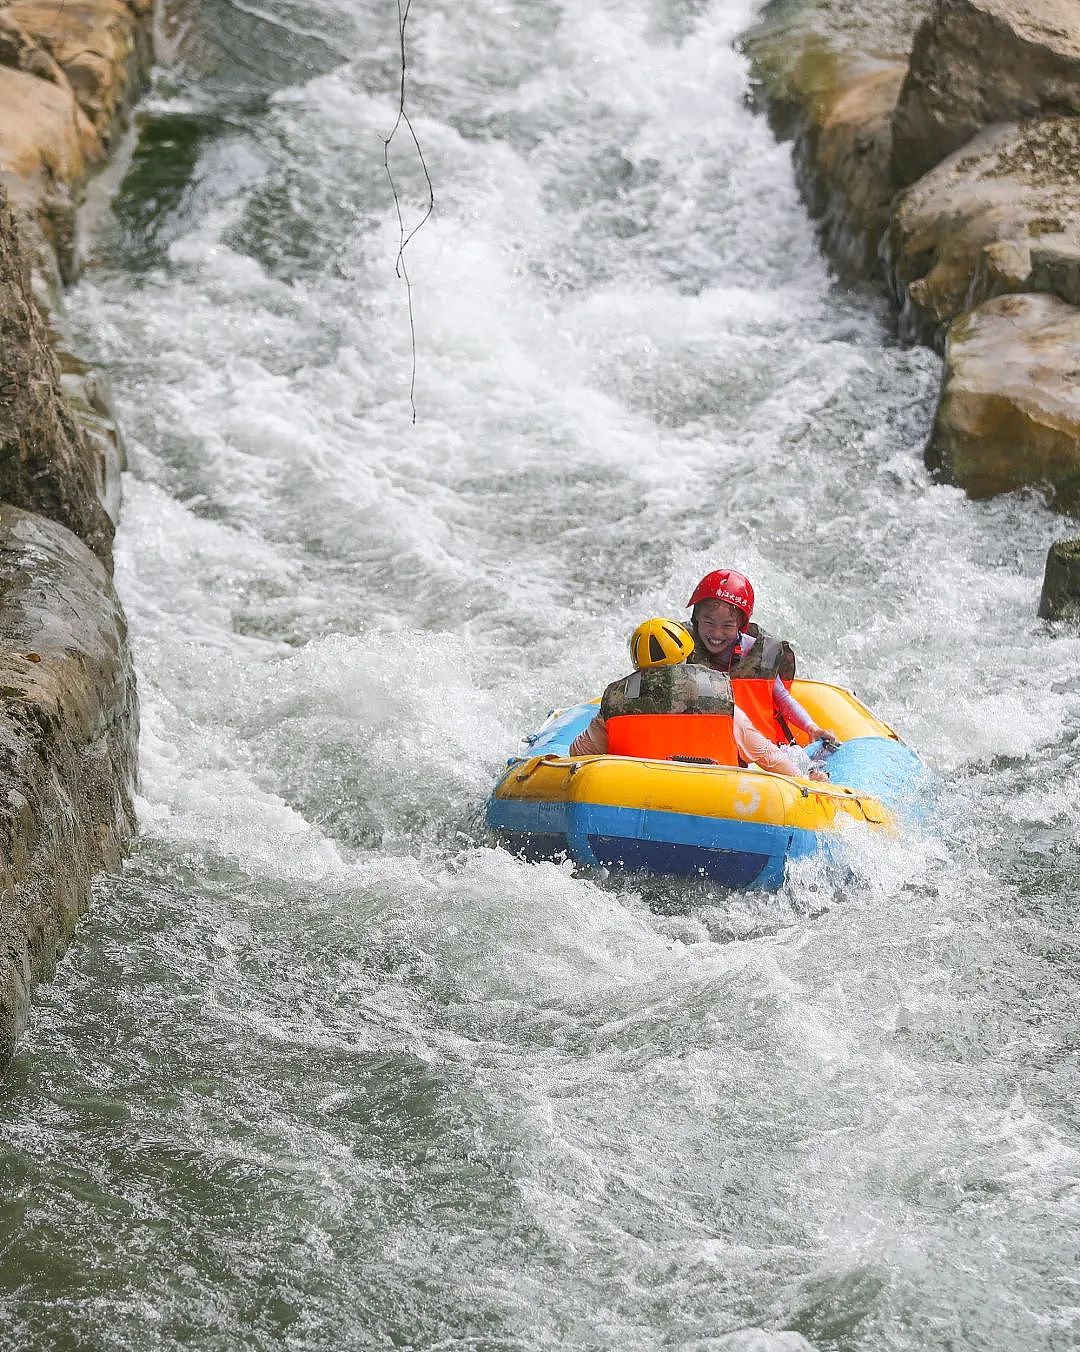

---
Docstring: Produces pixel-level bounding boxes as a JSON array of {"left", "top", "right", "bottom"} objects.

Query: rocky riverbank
[
  {"left": 743, "top": 0, "right": 1080, "bottom": 611},
  {"left": 0, "top": 0, "right": 150, "bottom": 1060}
]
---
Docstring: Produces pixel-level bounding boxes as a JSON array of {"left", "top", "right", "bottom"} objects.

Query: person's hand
[
  {"left": 810, "top": 725, "right": 840, "bottom": 752},
  {"left": 809, "top": 767, "right": 829, "bottom": 782}
]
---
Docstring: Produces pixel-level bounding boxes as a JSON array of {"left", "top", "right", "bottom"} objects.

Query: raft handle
[
  {"left": 514, "top": 754, "right": 559, "bottom": 783},
  {"left": 670, "top": 755, "right": 718, "bottom": 766}
]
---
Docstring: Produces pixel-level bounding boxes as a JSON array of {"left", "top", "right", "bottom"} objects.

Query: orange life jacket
[
  {"left": 691, "top": 624, "right": 797, "bottom": 744},
  {"left": 732, "top": 679, "right": 787, "bottom": 744},
  {"left": 606, "top": 712, "right": 738, "bottom": 764},
  {"left": 599, "top": 665, "right": 739, "bottom": 765}
]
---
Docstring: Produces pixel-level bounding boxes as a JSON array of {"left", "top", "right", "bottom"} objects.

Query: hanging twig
[{"left": 381, "top": 0, "right": 434, "bottom": 424}]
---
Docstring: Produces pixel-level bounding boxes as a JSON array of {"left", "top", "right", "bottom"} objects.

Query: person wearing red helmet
[
  {"left": 568, "top": 618, "right": 827, "bottom": 779},
  {"left": 686, "top": 569, "right": 839, "bottom": 753}
]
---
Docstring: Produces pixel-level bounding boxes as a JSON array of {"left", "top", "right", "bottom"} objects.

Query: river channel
[{"left": 1, "top": 0, "right": 1078, "bottom": 1347}]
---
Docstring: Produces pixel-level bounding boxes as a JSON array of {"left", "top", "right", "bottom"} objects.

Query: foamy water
[{"left": 1, "top": 1, "right": 1077, "bottom": 1347}]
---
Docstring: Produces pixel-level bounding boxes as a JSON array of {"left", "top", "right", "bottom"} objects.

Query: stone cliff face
[
  {"left": 0, "top": 506, "right": 137, "bottom": 1059},
  {"left": 892, "top": 0, "right": 1080, "bottom": 186},
  {"left": 744, "top": 0, "right": 1080, "bottom": 601},
  {"left": 744, "top": 0, "right": 928, "bottom": 281},
  {"left": 885, "top": 116, "right": 1080, "bottom": 345},
  {"left": 0, "top": 0, "right": 150, "bottom": 1063},
  {"left": 0, "top": 189, "right": 116, "bottom": 566},
  {"left": 0, "top": 0, "right": 153, "bottom": 287}
]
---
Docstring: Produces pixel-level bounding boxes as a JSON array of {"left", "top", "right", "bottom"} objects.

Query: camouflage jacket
[
  {"left": 599, "top": 664, "right": 735, "bottom": 720},
  {"left": 690, "top": 622, "right": 796, "bottom": 681}
]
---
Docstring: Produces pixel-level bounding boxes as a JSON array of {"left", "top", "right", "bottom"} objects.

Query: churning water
[{"left": 1, "top": 0, "right": 1078, "bottom": 1347}]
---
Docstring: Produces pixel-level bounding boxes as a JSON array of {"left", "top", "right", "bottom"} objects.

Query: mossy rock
[
  {"left": 1038, "top": 537, "right": 1080, "bottom": 620},
  {"left": 741, "top": 1, "right": 918, "bottom": 280}
]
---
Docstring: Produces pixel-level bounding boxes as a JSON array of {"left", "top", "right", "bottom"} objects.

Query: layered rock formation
[
  {"left": 0, "top": 507, "right": 137, "bottom": 1058},
  {"left": 743, "top": 0, "right": 928, "bottom": 280},
  {"left": 744, "top": 0, "right": 1080, "bottom": 604},
  {"left": 0, "top": 0, "right": 150, "bottom": 1062},
  {"left": 886, "top": 117, "right": 1080, "bottom": 345},
  {"left": 0, "top": 0, "right": 153, "bottom": 287},
  {"left": 892, "top": 0, "right": 1080, "bottom": 186},
  {"left": 0, "top": 191, "right": 117, "bottom": 565}
]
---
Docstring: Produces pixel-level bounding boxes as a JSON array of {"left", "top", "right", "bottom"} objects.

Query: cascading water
[{"left": 1, "top": 1, "right": 1077, "bottom": 1347}]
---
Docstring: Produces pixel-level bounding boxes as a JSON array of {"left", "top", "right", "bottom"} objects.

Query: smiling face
[{"left": 694, "top": 599, "right": 743, "bottom": 654}]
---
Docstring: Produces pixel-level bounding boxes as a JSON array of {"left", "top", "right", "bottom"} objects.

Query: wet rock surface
[
  {"left": 4, "top": 0, "right": 152, "bottom": 144},
  {"left": 0, "top": 61, "right": 99, "bottom": 286},
  {"left": 1038, "top": 536, "right": 1080, "bottom": 619},
  {"left": 0, "top": 0, "right": 150, "bottom": 1063},
  {"left": 892, "top": 0, "right": 1080, "bottom": 187},
  {"left": 0, "top": 185, "right": 117, "bottom": 566},
  {"left": 886, "top": 117, "right": 1080, "bottom": 343},
  {"left": 744, "top": 0, "right": 1080, "bottom": 531},
  {"left": 743, "top": 0, "right": 930, "bottom": 279},
  {"left": 927, "top": 292, "right": 1080, "bottom": 505},
  {"left": 0, "top": 0, "right": 152, "bottom": 284},
  {"left": 0, "top": 506, "right": 136, "bottom": 1061}
]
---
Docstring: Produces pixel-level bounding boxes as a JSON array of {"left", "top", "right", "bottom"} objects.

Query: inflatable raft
[{"left": 486, "top": 680, "right": 924, "bottom": 890}]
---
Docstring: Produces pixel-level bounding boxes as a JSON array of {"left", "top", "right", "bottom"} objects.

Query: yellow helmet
[{"left": 629, "top": 617, "right": 696, "bottom": 670}]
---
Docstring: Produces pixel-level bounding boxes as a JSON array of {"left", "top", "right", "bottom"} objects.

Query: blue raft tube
[{"left": 486, "top": 681, "right": 928, "bottom": 891}]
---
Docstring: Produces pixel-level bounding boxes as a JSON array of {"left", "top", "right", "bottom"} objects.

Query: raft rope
[{"left": 382, "top": 0, "right": 435, "bottom": 424}]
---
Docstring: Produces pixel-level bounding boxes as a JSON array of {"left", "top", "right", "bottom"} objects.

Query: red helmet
[{"left": 687, "top": 569, "right": 755, "bottom": 624}]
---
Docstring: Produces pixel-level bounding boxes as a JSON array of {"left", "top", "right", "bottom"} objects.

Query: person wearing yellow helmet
[
  {"left": 628, "top": 616, "right": 697, "bottom": 670},
  {"left": 568, "top": 618, "right": 827, "bottom": 779}
]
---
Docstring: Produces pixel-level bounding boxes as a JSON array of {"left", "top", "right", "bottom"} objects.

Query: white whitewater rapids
[{"left": 0, "top": 1, "right": 1077, "bottom": 1348}]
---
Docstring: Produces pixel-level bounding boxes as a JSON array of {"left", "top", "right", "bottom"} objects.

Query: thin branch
[{"left": 381, "top": 0, "right": 434, "bottom": 424}]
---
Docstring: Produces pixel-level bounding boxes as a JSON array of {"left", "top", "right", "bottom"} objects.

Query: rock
[
  {"left": 892, "top": 0, "right": 1080, "bottom": 187},
  {"left": 59, "top": 356, "right": 127, "bottom": 527},
  {"left": 927, "top": 292, "right": 1080, "bottom": 507},
  {"left": 885, "top": 117, "right": 1080, "bottom": 344},
  {"left": 794, "top": 53, "right": 908, "bottom": 279},
  {"left": 0, "top": 9, "right": 67, "bottom": 86},
  {"left": 1038, "top": 537, "right": 1080, "bottom": 619},
  {"left": 5, "top": 0, "right": 153, "bottom": 144},
  {"left": 742, "top": 0, "right": 929, "bottom": 280},
  {"left": 0, "top": 0, "right": 151, "bottom": 1063},
  {"left": 0, "top": 0, "right": 154, "bottom": 286},
  {"left": 0, "top": 505, "right": 137, "bottom": 1063},
  {"left": 0, "top": 63, "right": 101, "bottom": 284},
  {"left": 0, "top": 183, "right": 115, "bottom": 564},
  {"left": 1030, "top": 236, "right": 1080, "bottom": 306}
]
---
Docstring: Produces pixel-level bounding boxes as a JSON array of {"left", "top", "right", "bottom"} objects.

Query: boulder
[
  {"left": 927, "top": 292, "right": 1080, "bottom": 507},
  {"left": 0, "top": 8, "right": 68, "bottom": 86},
  {"left": 791, "top": 52, "right": 908, "bottom": 279},
  {"left": 885, "top": 117, "right": 1080, "bottom": 344},
  {"left": 0, "top": 184, "right": 115, "bottom": 564},
  {"left": 743, "top": 0, "right": 930, "bottom": 280},
  {"left": 892, "top": 0, "right": 1080, "bottom": 187},
  {"left": 1029, "top": 236, "right": 1080, "bottom": 306},
  {"left": 1038, "top": 537, "right": 1080, "bottom": 619},
  {"left": 0, "top": 505, "right": 137, "bottom": 1063},
  {"left": 4, "top": 0, "right": 152, "bottom": 144},
  {"left": 0, "top": 63, "right": 101, "bottom": 282}
]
